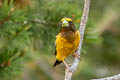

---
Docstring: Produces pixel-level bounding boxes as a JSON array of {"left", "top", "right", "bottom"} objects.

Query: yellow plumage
[
  {"left": 61, "top": 18, "right": 72, "bottom": 22},
  {"left": 53, "top": 18, "right": 80, "bottom": 67},
  {"left": 56, "top": 31, "right": 80, "bottom": 61}
]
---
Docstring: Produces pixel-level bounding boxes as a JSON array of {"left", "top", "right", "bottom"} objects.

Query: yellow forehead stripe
[{"left": 61, "top": 18, "right": 72, "bottom": 22}]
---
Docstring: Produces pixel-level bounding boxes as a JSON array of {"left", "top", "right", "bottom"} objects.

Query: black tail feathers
[{"left": 53, "top": 60, "right": 62, "bottom": 67}]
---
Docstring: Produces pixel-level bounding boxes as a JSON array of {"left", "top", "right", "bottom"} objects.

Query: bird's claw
[
  {"left": 68, "top": 63, "right": 72, "bottom": 66},
  {"left": 65, "top": 65, "right": 72, "bottom": 72},
  {"left": 63, "top": 61, "right": 72, "bottom": 72},
  {"left": 72, "top": 53, "right": 81, "bottom": 60}
]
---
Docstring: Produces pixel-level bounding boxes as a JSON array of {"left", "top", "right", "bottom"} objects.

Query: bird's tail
[{"left": 53, "top": 59, "right": 62, "bottom": 67}]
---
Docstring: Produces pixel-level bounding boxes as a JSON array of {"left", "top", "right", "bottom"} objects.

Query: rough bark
[
  {"left": 64, "top": 0, "right": 90, "bottom": 80},
  {"left": 92, "top": 74, "right": 120, "bottom": 80}
]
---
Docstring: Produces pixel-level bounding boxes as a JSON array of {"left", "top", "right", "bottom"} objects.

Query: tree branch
[
  {"left": 91, "top": 74, "right": 120, "bottom": 80},
  {"left": 64, "top": 0, "right": 90, "bottom": 80}
]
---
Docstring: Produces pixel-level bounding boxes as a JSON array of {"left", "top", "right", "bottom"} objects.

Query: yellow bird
[{"left": 53, "top": 18, "right": 80, "bottom": 68}]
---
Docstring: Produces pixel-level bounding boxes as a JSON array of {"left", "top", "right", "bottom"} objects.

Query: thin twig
[
  {"left": 6, "top": 19, "right": 60, "bottom": 26},
  {"left": 91, "top": 74, "right": 120, "bottom": 80},
  {"left": 64, "top": 0, "right": 90, "bottom": 80}
]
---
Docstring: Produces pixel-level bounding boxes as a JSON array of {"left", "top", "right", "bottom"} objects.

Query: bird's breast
[
  {"left": 56, "top": 31, "right": 80, "bottom": 58},
  {"left": 61, "top": 31, "right": 76, "bottom": 42}
]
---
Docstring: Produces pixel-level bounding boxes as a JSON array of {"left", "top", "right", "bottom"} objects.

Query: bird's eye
[{"left": 69, "top": 21, "right": 72, "bottom": 24}]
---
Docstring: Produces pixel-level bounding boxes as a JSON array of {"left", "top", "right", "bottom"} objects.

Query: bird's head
[{"left": 61, "top": 18, "right": 72, "bottom": 27}]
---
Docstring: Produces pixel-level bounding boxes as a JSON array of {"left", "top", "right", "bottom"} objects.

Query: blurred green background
[{"left": 0, "top": 0, "right": 120, "bottom": 80}]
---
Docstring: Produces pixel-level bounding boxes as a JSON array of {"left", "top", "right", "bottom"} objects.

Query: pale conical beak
[{"left": 62, "top": 20, "right": 69, "bottom": 27}]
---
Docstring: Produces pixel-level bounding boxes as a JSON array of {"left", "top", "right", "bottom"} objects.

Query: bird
[{"left": 53, "top": 18, "right": 80, "bottom": 69}]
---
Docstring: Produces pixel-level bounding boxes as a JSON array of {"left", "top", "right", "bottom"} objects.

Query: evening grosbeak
[{"left": 53, "top": 18, "right": 80, "bottom": 69}]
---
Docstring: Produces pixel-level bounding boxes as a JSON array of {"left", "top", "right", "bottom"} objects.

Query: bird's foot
[
  {"left": 63, "top": 61, "right": 72, "bottom": 72},
  {"left": 72, "top": 53, "right": 81, "bottom": 60},
  {"left": 66, "top": 66, "right": 72, "bottom": 72},
  {"left": 68, "top": 63, "right": 72, "bottom": 66}
]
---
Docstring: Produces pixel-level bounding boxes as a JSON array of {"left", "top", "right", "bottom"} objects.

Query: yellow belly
[{"left": 56, "top": 31, "right": 80, "bottom": 61}]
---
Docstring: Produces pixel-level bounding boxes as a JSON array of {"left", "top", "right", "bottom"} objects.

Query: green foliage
[
  {"left": 0, "top": 0, "right": 30, "bottom": 79},
  {"left": 0, "top": 0, "right": 120, "bottom": 80}
]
